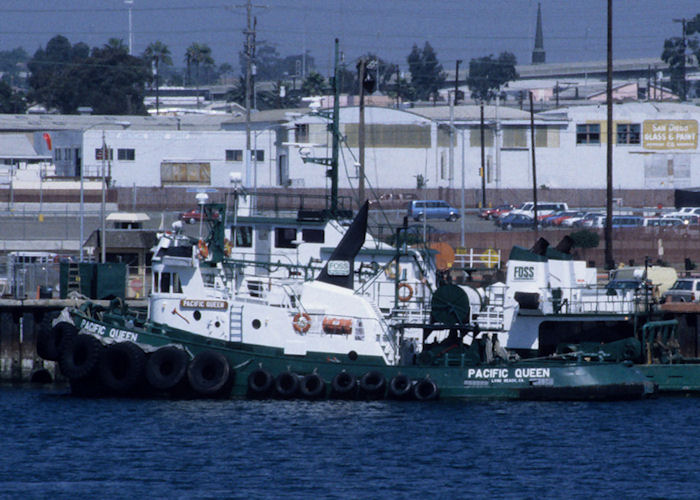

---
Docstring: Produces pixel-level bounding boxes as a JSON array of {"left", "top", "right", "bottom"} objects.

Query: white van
[{"left": 510, "top": 201, "right": 569, "bottom": 218}]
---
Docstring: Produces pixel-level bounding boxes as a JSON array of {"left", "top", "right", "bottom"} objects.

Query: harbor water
[{"left": 2, "top": 384, "right": 699, "bottom": 499}]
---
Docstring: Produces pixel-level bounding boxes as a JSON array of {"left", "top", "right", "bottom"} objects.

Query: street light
[{"left": 125, "top": 0, "right": 134, "bottom": 55}]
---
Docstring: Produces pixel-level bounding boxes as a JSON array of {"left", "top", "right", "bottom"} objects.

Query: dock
[{"left": 0, "top": 298, "right": 146, "bottom": 383}]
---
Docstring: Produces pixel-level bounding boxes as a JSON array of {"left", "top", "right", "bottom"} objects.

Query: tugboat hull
[{"left": 47, "top": 310, "right": 656, "bottom": 401}]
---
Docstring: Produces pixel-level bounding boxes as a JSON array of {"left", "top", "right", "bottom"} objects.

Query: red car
[
  {"left": 179, "top": 209, "right": 220, "bottom": 223},
  {"left": 480, "top": 204, "right": 513, "bottom": 220}
]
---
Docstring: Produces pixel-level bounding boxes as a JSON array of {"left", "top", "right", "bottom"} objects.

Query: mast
[
  {"left": 330, "top": 38, "right": 340, "bottom": 214},
  {"left": 302, "top": 39, "right": 341, "bottom": 216}
]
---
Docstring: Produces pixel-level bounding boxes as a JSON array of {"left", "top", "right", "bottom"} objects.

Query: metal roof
[{"left": 0, "top": 133, "right": 49, "bottom": 160}]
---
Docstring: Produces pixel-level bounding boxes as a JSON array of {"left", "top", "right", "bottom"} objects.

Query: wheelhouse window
[
  {"left": 576, "top": 124, "right": 600, "bottom": 144},
  {"left": 232, "top": 225, "right": 253, "bottom": 247},
  {"left": 117, "top": 148, "right": 135, "bottom": 160},
  {"left": 275, "top": 227, "right": 297, "bottom": 248},
  {"left": 616, "top": 123, "right": 640, "bottom": 145},
  {"left": 295, "top": 123, "right": 309, "bottom": 143},
  {"left": 302, "top": 228, "right": 324, "bottom": 243}
]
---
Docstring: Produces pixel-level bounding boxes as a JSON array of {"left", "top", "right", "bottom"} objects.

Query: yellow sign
[
  {"left": 643, "top": 120, "right": 698, "bottom": 150},
  {"left": 480, "top": 248, "right": 499, "bottom": 268}
]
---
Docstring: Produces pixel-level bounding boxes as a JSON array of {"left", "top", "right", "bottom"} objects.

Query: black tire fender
[
  {"left": 247, "top": 368, "right": 274, "bottom": 398},
  {"left": 413, "top": 377, "right": 439, "bottom": 401},
  {"left": 99, "top": 341, "right": 146, "bottom": 394},
  {"left": 37, "top": 321, "right": 77, "bottom": 361},
  {"left": 331, "top": 371, "right": 357, "bottom": 398},
  {"left": 300, "top": 373, "right": 326, "bottom": 399},
  {"left": 274, "top": 371, "right": 300, "bottom": 398},
  {"left": 359, "top": 370, "right": 386, "bottom": 398},
  {"left": 59, "top": 334, "right": 103, "bottom": 380},
  {"left": 187, "top": 350, "right": 232, "bottom": 397},
  {"left": 146, "top": 346, "right": 189, "bottom": 391},
  {"left": 388, "top": 374, "right": 413, "bottom": 399}
]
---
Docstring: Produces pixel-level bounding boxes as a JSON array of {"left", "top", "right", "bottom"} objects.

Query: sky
[{"left": 1, "top": 0, "right": 698, "bottom": 76}]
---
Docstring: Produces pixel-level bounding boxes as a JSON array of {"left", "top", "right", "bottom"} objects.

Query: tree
[
  {"left": 406, "top": 42, "right": 445, "bottom": 101},
  {"left": 27, "top": 35, "right": 149, "bottom": 114},
  {"left": 185, "top": 42, "right": 215, "bottom": 87},
  {"left": 0, "top": 80, "right": 26, "bottom": 113},
  {"left": 301, "top": 71, "right": 327, "bottom": 96},
  {"left": 0, "top": 47, "right": 29, "bottom": 87},
  {"left": 467, "top": 52, "right": 518, "bottom": 103},
  {"left": 75, "top": 40, "right": 150, "bottom": 114},
  {"left": 661, "top": 14, "right": 700, "bottom": 101}
]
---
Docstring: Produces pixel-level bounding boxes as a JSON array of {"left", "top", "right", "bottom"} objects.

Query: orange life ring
[
  {"left": 293, "top": 312, "right": 312, "bottom": 333},
  {"left": 224, "top": 238, "right": 233, "bottom": 256},
  {"left": 197, "top": 239, "right": 209, "bottom": 259},
  {"left": 398, "top": 283, "right": 413, "bottom": 302}
]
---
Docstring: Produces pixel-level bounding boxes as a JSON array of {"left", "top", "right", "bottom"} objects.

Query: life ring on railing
[
  {"left": 224, "top": 238, "right": 233, "bottom": 256},
  {"left": 398, "top": 283, "right": 413, "bottom": 302},
  {"left": 197, "top": 239, "right": 209, "bottom": 259},
  {"left": 292, "top": 312, "right": 312, "bottom": 333}
]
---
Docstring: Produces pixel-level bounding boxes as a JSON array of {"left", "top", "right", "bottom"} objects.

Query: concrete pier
[{"left": 0, "top": 299, "right": 146, "bottom": 383}]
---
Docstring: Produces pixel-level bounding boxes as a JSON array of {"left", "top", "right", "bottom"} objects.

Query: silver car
[{"left": 662, "top": 278, "right": 700, "bottom": 303}]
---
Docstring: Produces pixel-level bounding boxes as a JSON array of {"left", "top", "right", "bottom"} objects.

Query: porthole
[
  {"left": 252, "top": 319, "right": 261, "bottom": 329},
  {"left": 193, "top": 310, "right": 201, "bottom": 321},
  {"left": 215, "top": 321, "right": 221, "bottom": 328},
  {"left": 348, "top": 350, "right": 358, "bottom": 361}
]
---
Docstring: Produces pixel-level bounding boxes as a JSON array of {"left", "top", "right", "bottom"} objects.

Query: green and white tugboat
[{"left": 37, "top": 201, "right": 656, "bottom": 401}]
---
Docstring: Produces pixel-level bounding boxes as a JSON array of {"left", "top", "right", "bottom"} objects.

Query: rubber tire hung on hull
[
  {"left": 59, "top": 334, "right": 103, "bottom": 380},
  {"left": 388, "top": 374, "right": 413, "bottom": 399},
  {"left": 247, "top": 368, "right": 274, "bottom": 398},
  {"left": 359, "top": 371, "right": 387, "bottom": 399},
  {"left": 187, "top": 350, "right": 232, "bottom": 397},
  {"left": 145, "top": 346, "right": 189, "bottom": 391},
  {"left": 331, "top": 371, "right": 357, "bottom": 398},
  {"left": 275, "top": 371, "right": 300, "bottom": 398},
  {"left": 37, "top": 322, "right": 77, "bottom": 361},
  {"left": 99, "top": 341, "right": 146, "bottom": 394},
  {"left": 300, "top": 373, "right": 326, "bottom": 399}
]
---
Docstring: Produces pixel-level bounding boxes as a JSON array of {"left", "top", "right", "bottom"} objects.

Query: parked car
[
  {"left": 406, "top": 200, "right": 460, "bottom": 222},
  {"left": 661, "top": 278, "right": 700, "bottom": 303},
  {"left": 496, "top": 213, "right": 534, "bottom": 230},
  {"left": 179, "top": 209, "right": 220, "bottom": 223},
  {"left": 549, "top": 211, "right": 584, "bottom": 227},
  {"left": 643, "top": 217, "right": 684, "bottom": 227},
  {"left": 611, "top": 215, "right": 643, "bottom": 228},
  {"left": 509, "top": 201, "right": 569, "bottom": 219},
  {"left": 479, "top": 204, "right": 513, "bottom": 220},
  {"left": 577, "top": 213, "right": 604, "bottom": 227}
]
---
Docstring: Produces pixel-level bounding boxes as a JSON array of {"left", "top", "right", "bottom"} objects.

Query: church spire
[{"left": 532, "top": 2, "right": 546, "bottom": 64}]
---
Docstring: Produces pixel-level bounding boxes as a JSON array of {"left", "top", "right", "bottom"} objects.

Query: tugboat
[
  {"left": 37, "top": 201, "right": 656, "bottom": 401},
  {"left": 470, "top": 236, "right": 700, "bottom": 394}
]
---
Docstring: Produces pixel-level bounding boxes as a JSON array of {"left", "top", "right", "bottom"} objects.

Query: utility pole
[
  {"left": 480, "top": 102, "right": 486, "bottom": 208},
  {"left": 529, "top": 91, "right": 538, "bottom": 232},
  {"left": 358, "top": 58, "right": 366, "bottom": 204},
  {"left": 605, "top": 0, "right": 614, "bottom": 268},
  {"left": 673, "top": 18, "right": 687, "bottom": 101},
  {"left": 244, "top": 0, "right": 253, "bottom": 189},
  {"left": 454, "top": 59, "right": 462, "bottom": 105}
]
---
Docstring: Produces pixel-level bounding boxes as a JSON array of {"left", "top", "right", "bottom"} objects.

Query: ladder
[{"left": 229, "top": 304, "right": 243, "bottom": 342}]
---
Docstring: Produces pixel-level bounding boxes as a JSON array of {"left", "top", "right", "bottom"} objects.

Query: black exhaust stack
[{"left": 316, "top": 201, "right": 369, "bottom": 289}]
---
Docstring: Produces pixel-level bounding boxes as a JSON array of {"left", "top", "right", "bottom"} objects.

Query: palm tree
[
  {"left": 185, "top": 43, "right": 215, "bottom": 108},
  {"left": 144, "top": 41, "right": 172, "bottom": 113}
]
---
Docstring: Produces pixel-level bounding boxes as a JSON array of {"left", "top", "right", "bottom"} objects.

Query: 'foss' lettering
[{"left": 513, "top": 266, "right": 535, "bottom": 280}]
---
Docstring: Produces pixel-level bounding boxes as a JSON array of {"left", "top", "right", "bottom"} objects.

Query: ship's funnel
[
  {"left": 530, "top": 237, "right": 550, "bottom": 256},
  {"left": 316, "top": 201, "right": 369, "bottom": 289},
  {"left": 555, "top": 235, "right": 574, "bottom": 254}
]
